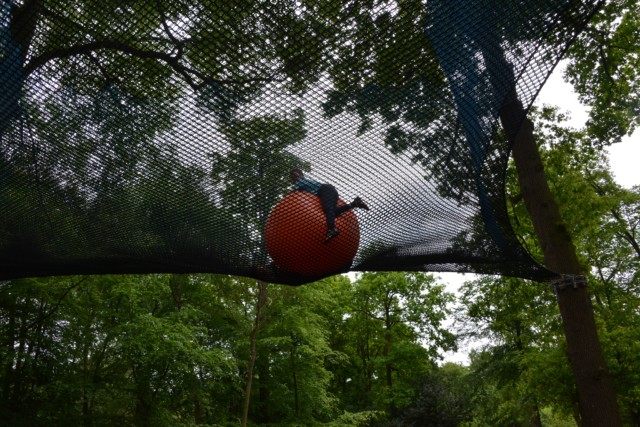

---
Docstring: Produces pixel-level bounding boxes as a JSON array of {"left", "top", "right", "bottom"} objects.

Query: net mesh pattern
[{"left": 0, "top": 0, "right": 600, "bottom": 285}]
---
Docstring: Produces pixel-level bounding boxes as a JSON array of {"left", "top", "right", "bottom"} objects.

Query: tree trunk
[
  {"left": 384, "top": 308, "right": 397, "bottom": 418},
  {"left": 82, "top": 335, "right": 92, "bottom": 427},
  {"left": 290, "top": 340, "right": 299, "bottom": 416},
  {"left": 169, "top": 275, "right": 185, "bottom": 310},
  {"left": 194, "top": 399, "right": 201, "bottom": 425},
  {"left": 1, "top": 296, "right": 16, "bottom": 410},
  {"left": 502, "top": 95, "right": 622, "bottom": 427},
  {"left": 257, "top": 350, "right": 271, "bottom": 424},
  {"left": 531, "top": 403, "right": 543, "bottom": 427},
  {"left": 11, "top": 0, "right": 42, "bottom": 63},
  {"left": 241, "top": 280, "right": 268, "bottom": 427}
]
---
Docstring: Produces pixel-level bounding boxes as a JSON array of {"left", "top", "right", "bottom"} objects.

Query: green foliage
[
  {"left": 328, "top": 272, "right": 456, "bottom": 413},
  {"left": 0, "top": 274, "right": 246, "bottom": 426},
  {"left": 323, "top": 410, "right": 386, "bottom": 427},
  {"left": 0, "top": 271, "right": 460, "bottom": 426},
  {"left": 456, "top": 274, "right": 577, "bottom": 425},
  {"left": 211, "top": 108, "right": 309, "bottom": 227},
  {"left": 386, "top": 363, "right": 474, "bottom": 427},
  {"left": 565, "top": 0, "right": 640, "bottom": 143},
  {"left": 249, "top": 282, "right": 342, "bottom": 423}
]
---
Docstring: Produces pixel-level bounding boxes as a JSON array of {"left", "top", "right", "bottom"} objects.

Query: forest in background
[{"left": 1, "top": 107, "right": 639, "bottom": 426}]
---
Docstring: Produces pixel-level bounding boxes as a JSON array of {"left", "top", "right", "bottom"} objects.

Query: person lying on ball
[{"left": 290, "top": 168, "right": 369, "bottom": 243}]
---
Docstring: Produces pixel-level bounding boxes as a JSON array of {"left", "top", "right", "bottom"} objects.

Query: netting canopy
[{"left": 1, "top": 0, "right": 600, "bottom": 285}]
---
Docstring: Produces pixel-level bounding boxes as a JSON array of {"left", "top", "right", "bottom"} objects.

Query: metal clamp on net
[{"left": 550, "top": 274, "right": 588, "bottom": 293}]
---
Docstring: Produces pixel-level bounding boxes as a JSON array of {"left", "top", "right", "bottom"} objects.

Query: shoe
[
  {"left": 352, "top": 197, "right": 369, "bottom": 210},
  {"left": 323, "top": 228, "right": 340, "bottom": 244}
]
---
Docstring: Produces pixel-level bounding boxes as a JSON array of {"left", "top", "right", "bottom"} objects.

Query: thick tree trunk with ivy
[{"left": 501, "top": 94, "right": 622, "bottom": 427}]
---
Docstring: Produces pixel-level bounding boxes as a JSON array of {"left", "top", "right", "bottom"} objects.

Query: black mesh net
[{"left": 1, "top": 0, "right": 600, "bottom": 285}]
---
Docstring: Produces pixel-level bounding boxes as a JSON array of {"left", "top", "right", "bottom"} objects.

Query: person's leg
[
  {"left": 336, "top": 197, "right": 369, "bottom": 217},
  {"left": 318, "top": 184, "right": 338, "bottom": 229},
  {"left": 335, "top": 204, "right": 351, "bottom": 217}
]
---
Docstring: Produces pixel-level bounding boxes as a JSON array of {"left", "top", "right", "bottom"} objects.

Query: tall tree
[
  {"left": 508, "top": 3, "right": 639, "bottom": 419},
  {"left": 505, "top": 97, "right": 622, "bottom": 427},
  {"left": 209, "top": 108, "right": 309, "bottom": 425},
  {"left": 255, "top": 280, "right": 342, "bottom": 423},
  {"left": 240, "top": 280, "right": 267, "bottom": 427},
  {"left": 458, "top": 275, "right": 575, "bottom": 425},
  {"left": 508, "top": 107, "right": 640, "bottom": 423},
  {"left": 347, "top": 272, "right": 456, "bottom": 416}
]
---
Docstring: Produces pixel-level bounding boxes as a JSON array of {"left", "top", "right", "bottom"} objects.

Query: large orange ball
[{"left": 265, "top": 191, "right": 360, "bottom": 277}]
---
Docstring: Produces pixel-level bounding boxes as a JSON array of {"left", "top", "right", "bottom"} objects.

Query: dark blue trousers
[{"left": 317, "top": 184, "right": 351, "bottom": 229}]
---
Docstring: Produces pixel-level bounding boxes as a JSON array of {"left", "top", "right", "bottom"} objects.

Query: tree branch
[
  {"left": 587, "top": 179, "right": 640, "bottom": 259},
  {"left": 611, "top": 208, "right": 640, "bottom": 259},
  {"left": 11, "top": 0, "right": 43, "bottom": 62},
  {"left": 597, "top": 43, "right": 617, "bottom": 90},
  {"left": 25, "top": 39, "right": 282, "bottom": 91},
  {"left": 155, "top": 0, "right": 183, "bottom": 52},
  {"left": 26, "top": 276, "right": 88, "bottom": 330}
]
